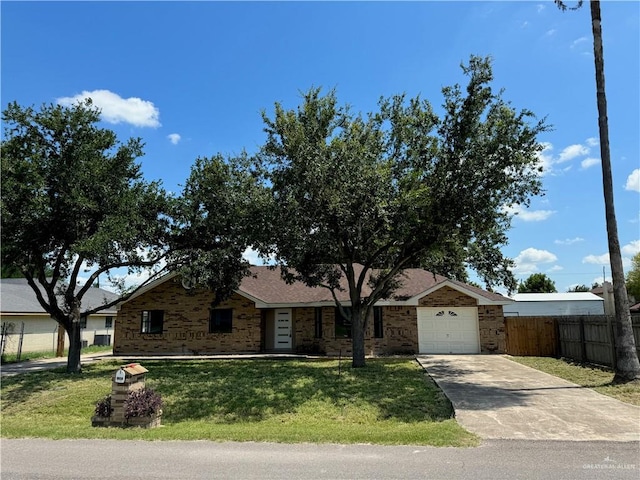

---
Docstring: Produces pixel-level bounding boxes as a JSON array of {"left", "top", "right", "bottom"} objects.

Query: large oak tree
[
  {"left": 1, "top": 100, "right": 171, "bottom": 373},
  {"left": 168, "top": 154, "right": 264, "bottom": 302},
  {"left": 255, "top": 57, "right": 549, "bottom": 367}
]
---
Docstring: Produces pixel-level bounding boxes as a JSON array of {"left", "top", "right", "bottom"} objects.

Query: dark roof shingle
[{"left": 238, "top": 265, "right": 508, "bottom": 305}]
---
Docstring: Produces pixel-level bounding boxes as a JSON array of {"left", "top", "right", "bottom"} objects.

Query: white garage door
[{"left": 417, "top": 307, "right": 480, "bottom": 354}]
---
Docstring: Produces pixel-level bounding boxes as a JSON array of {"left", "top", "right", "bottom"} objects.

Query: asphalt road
[{"left": 1, "top": 438, "right": 638, "bottom": 480}]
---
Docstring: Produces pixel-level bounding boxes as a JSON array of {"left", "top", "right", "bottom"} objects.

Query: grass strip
[{"left": 510, "top": 356, "right": 640, "bottom": 406}]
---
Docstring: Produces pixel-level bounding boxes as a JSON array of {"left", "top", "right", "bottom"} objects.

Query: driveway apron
[{"left": 417, "top": 355, "right": 640, "bottom": 441}]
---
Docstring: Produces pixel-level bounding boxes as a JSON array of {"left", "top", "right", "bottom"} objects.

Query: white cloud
[
  {"left": 583, "top": 253, "right": 609, "bottom": 265},
  {"left": 622, "top": 240, "right": 640, "bottom": 257},
  {"left": 537, "top": 4, "right": 546, "bottom": 13},
  {"left": 554, "top": 237, "right": 584, "bottom": 245},
  {"left": 583, "top": 242, "right": 637, "bottom": 269},
  {"left": 503, "top": 204, "right": 555, "bottom": 221},
  {"left": 167, "top": 133, "right": 181, "bottom": 145},
  {"left": 571, "top": 36, "right": 588, "bottom": 49},
  {"left": 545, "top": 29, "right": 556, "bottom": 37},
  {"left": 624, "top": 169, "right": 640, "bottom": 192},
  {"left": 537, "top": 139, "right": 596, "bottom": 175},
  {"left": 57, "top": 89, "right": 161, "bottom": 128},
  {"left": 512, "top": 248, "right": 558, "bottom": 274},
  {"left": 580, "top": 157, "right": 600, "bottom": 169},
  {"left": 516, "top": 248, "right": 558, "bottom": 264},
  {"left": 557, "top": 144, "right": 589, "bottom": 163},
  {"left": 548, "top": 265, "right": 564, "bottom": 272}
]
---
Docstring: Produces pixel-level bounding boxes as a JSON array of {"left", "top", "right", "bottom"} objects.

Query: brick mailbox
[
  {"left": 111, "top": 363, "right": 148, "bottom": 425},
  {"left": 92, "top": 363, "right": 161, "bottom": 428}
]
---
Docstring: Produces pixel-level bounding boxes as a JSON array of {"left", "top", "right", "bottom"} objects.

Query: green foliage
[
  {"left": 1, "top": 258, "right": 23, "bottom": 278},
  {"left": 626, "top": 252, "right": 640, "bottom": 302},
  {"left": 517, "top": 273, "right": 557, "bottom": 293},
  {"left": 0, "top": 359, "right": 477, "bottom": 446},
  {"left": 553, "top": 1, "right": 584, "bottom": 12},
  {"left": 168, "top": 154, "right": 262, "bottom": 303},
  {"left": 255, "top": 56, "right": 549, "bottom": 365},
  {"left": 1, "top": 100, "right": 170, "bottom": 372},
  {"left": 567, "top": 284, "right": 590, "bottom": 292}
]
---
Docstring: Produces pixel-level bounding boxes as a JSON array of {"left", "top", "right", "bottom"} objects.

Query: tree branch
[
  {"left": 80, "top": 266, "right": 171, "bottom": 316},
  {"left": 23, "top": 273, "right": 69, "bottom": 328},
  {"left": 76, "top": 254, "right": 167, "bottom": 299}
]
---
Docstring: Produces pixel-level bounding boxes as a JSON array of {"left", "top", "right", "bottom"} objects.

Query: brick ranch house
[{"left": 114, "top": 266, "right": 512, "bottom": 356}]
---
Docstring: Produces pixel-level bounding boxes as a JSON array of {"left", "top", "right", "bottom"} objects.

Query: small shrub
[
  {"left": 124, "top": 388, "right": 163, "bottom": 419},
  {"left": 94, "top": 395, "right": 112, "bottom": 418}
]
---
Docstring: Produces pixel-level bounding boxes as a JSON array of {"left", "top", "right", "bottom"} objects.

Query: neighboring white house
[
  {"left": 503, "top": 292, "right": 605, "bottom": 317},
  {"left": 0, "top": 278, "right": 119, "bottom": 355}
]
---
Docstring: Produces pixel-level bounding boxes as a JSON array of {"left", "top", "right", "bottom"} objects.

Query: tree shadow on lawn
[
  {"left": 140, "top": 358, "right": 453, "bottom": 424},
  {"left": 0, "top": 360, "right": 121, "bottom": 408}
]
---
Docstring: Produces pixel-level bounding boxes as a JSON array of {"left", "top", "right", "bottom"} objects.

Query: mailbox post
[{"left": 110, "top": 363, "right": 148, "bottom": 425}]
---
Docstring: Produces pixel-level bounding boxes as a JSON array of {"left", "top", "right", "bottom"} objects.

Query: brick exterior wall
[
  {"left": 114, "top": 279, "right": 262, "bottom": 355},
  {"left": 292, "top": 306, "right": 417, "bottom": 356},
  {"left": 418, "top": 286, "right": 477, "bottom": 307},
  {"left": 115, "top": 280, "right": 505, "bottom": 355},
  {"left": 478, "top": 305, "right": 506, "bottom": 353}
]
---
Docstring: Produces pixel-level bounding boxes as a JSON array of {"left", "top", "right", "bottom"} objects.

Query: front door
[{"left": 274, "top": 308, "right": 292, "bottom": 350}]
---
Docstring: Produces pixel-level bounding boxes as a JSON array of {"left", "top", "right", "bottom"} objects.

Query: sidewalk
[{"left": 0, "top": 351, "right": 114, "bottom": 377}]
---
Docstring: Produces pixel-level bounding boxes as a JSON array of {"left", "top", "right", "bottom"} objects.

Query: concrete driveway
[{"left": 417, "top": 355, "right": 640, "bottom": 442}]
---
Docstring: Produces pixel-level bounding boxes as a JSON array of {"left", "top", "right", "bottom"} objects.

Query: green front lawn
[
  {"left": 510, "top": 356, "right": 640, "bottom": 406},
  {"left": 0, "top": 358, "right": 477, "bottom": 446}
]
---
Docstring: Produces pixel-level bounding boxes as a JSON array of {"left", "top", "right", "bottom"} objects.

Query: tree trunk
[
  {"left": 590, "top": 0, "right": 640, "bottom": 382},
  {"left": 56, "top": 325, "right": 65, "bottom": 357},
  {"left": 351, "top": 307, "right": 366, "bottom": 368},
  {"left": 66, "top": 319, "right": 83, "bottom": 374}
]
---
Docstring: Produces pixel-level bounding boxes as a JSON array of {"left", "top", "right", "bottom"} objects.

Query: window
[
  {"left": 80, "top": 315, "right": 87, "bottom": 329},
  {"left": 374, "top": 307, "right": 383, "bottom": 338},
  {"left": 141, "top": 310, "right": 164, "bottom": 334},
  {"left": 334, "top": 307, "right": 352, "bottom": 338},
  {"left": 314, "top": 307, "right": 323, "bottom": 338},
  {"left": 209, "top": 309, "right": 233, "bottom": 334},
  {"left": 105, "top": 316, "right": 113, "bottom": 329}
]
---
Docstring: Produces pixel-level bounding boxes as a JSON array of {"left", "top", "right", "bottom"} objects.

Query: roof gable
[{"left": 407, "top": 278, "right": 512, "bottom": 306}]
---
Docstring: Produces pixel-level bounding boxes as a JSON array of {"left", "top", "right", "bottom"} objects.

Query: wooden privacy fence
[
  {"left": 505, "top": 314, "right": 640, "bottom": 368},
  {"left": 505, "top": 317, "right": 558, "bottom": 357}
]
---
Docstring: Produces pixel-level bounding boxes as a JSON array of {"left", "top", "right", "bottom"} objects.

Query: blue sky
[{"left": 2, "top": 1, "right": 639, "bottom": 293}]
